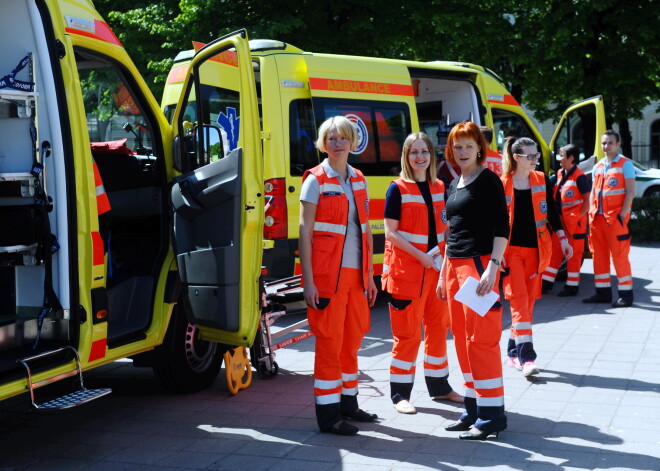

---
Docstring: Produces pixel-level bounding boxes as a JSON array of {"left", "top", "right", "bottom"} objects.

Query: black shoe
[
  {"left": 582, "top": 292, "right": 612, "bottom": 303},
  {"left": 541, "top": 280, "right": 554, "bottom": 294},
  {"left": 557, "top": 286, "right": 579, "bottom": 297},
  {"left": 341, "top": 408, "right": 378, "bottom": 422},
  {"left": 445, "top": 420, "right": 473, "bottom": 432},
  {"left": 459, "top": 428, "right": 500, "bottom": 440},
  {"left": 611, "top": 297, "right": 633, "bottom": 308},
  {"left": 322, "top": 420, "right": 358, "bottom": 436}
]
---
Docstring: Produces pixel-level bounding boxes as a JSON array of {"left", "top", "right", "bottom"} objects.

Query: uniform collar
[{"left": 321, "top": 158, "right": 357, "bottom": 180}]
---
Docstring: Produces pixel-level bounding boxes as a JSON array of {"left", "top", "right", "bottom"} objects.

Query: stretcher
[{"left": 250, "top": 274, "right": 313, "bottom": 378}]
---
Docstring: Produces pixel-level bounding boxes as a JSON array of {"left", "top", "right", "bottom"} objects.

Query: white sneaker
[{"left": 393, "top": 399, "right": 417, "bottom": 414}]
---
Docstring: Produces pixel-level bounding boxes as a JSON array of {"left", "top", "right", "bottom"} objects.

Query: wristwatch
[{"left": 490, "top": 258, "right": 500, "bottom": 266}]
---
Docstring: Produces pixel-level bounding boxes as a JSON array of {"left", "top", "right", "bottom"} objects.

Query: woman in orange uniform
[
  {"left": 382, "top": 132, "right": 462, "bottom": 415},
  {"left": 299, "top": 116, "right": 378, "bottom": 436},
  {"left": 437, "top": 122, "right": 509, "bottom": 440},
  {"left": 501, "top": 137, "right": 572, "bottom": 377},
  {"left": 542, "top": 144, "right": 591, "bottom": 296}
]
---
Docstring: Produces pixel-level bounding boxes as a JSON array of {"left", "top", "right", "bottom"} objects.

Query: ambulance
[
  {"left": 162, "top": 41, "right": 606, "bottom": 284},
  {"left": 0, "top": 0, "right": 263, "bottom": 407}
]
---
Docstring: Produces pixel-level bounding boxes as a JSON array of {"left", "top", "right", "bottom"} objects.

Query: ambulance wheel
[
  {"left": 258, "top": 361, "right": 279, "bottom": 378},
  {"left": 153, "top": 305, "right": 222, "bottom": 393}
]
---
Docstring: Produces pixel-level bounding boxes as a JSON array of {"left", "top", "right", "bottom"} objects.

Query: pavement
[{"left": 1, "top": 243, "right": 659, "bottom": 471}]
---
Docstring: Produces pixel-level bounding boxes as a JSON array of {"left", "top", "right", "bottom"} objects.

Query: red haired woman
[{"left": 437, "top": 121, "right": 509, "bottom": 440}]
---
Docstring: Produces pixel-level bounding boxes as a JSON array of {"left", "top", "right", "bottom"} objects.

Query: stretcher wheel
[
  {"left": 258, "top": 361, "right": 279, "bottom": 378},
  {"left": 223, "top": 347, "right": 252, "bottom": 395}
]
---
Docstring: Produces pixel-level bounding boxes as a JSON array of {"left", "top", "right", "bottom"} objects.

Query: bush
[{"left": 629, "top": 197, "right": 660, "bottom": 241}]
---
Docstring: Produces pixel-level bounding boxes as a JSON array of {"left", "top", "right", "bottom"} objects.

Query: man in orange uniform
[
  {"left": 583, "top": 130, "right": 635, "bottom": 307},
  {"left": 542, "top": 144, "right": 590, "bottom": 296}
]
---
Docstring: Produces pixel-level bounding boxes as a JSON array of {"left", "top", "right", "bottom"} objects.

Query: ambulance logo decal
[
  {"left": 344, "top": 114, "right": 368, "bottom": 154},
  {"left": 217, "top": 107, "right": 240, "bottom": 151},
  {"left": 540, "top": 200, "right": 548, "bottom": 214},
  {"left": 608, "top": 177, "right": 619, "bottom": 187}
]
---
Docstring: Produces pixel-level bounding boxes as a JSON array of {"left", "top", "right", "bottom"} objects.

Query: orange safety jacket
[
  {"left": 554, "top": 166, "right": 587, "bottom": 237},
  {"left": 382, "top": 179, "right": 446, "bottom": 299},
  {"left": 302, "top": 164, "right": 370, "bottom": 297},
  {"left": 502, "top": 171, "right": 552, "bottom": 275},
  {"left": 93, "top": 160, "right": 111, "bottom": 215},
  {"left": 589, "top": 156, "right": 629, "bottom": 225},
  {"left": 484, "top": 149, "right": 503, "bottom": 177}
]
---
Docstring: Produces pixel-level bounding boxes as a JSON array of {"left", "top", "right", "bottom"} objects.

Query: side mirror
[{"left": 173, "top": 124, "right": 226, "bottom": 174}]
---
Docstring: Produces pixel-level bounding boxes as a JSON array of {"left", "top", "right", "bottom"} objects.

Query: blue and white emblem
[
  {"left": 540, "top": 200, "right": 548, "bottom": 214},
  {"left": 565, "top": 189, "right": 574, "bottom": 198},
  {"left": 345, "top": 114, "right": 368, "bottom": 154},
  {"left": 441, "top": 208, "right": 447, "bottom": 225},
  {"left": 217, "top": 107, "right": 240, "bottom": 152},
  {"left": 608, "top": 177, "right": 619, "bottom": 187}
]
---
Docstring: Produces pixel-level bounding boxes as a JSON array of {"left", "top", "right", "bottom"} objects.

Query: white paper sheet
[
  {"left": 453, "top": 276, "right": 499, "bottom": 317},
  {"left": 427, "top": 246, "right": 443, "bottom": 271}
]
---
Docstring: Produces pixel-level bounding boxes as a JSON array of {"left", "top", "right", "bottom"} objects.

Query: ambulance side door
[
  {"left": 169, "top": 31, "right": 263, "bottom": 346},
  {"left": 549, "top": 96, "right": 607, "bottom": 174}
]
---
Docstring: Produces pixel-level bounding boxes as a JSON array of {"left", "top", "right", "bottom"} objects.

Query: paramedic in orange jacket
[
  {"left": 299, "top": 116, "right": 378, "bottom": 436},
  {"left": 382, "top": 132, "right": 462, "bottom": 415},
  {"left": 501, "top": 137, "right": 572, "bottom": 377},
  {"left": 437, "top": 122, "right": 509, "bottom": 441},
  {"left": 583, "top": 130, "right": 636, "bottom": 308},
  {"left": 542, "top": 144, "right": 591, "bottom": 296}
]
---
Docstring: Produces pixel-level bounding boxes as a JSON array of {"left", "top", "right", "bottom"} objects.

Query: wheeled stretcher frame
[{"left": 250, "top": 275, "right": 313, "bottom": 378}]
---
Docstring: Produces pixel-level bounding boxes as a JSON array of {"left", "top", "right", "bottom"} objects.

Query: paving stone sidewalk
[{"left": 1, "top": 243, "right": 659, "bottom": 470}]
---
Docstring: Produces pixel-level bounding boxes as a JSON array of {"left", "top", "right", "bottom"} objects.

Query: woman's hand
[
  {"left": 436, "top": 274, "right": 447, "bottom": 301},
  {"left": 477, "top": 262, "right": 498, "bottom": 296},
  {"left": 560, "top": 238, "right": 574, "bottom": 260},
  {"left": 303, "top": 281, "right": 319, "bottom": 309},
  {"left": 367, "top": 277, "right": 378, "bottom": 307},
  {"left": 418, "top": 252, "right": 436, "bottom": 270}
]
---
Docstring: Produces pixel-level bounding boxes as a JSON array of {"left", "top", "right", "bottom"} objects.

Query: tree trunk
[{"left": 618, "top": 118, "right": 633, "bottom": 159}]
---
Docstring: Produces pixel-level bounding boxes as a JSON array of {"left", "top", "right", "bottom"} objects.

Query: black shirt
[
  {"left": 384, "top": 181, "right": 438, "bottom": 252},
  {"left": 510, "top": 175, "right": 563, "bottom": 248},
  {"left": 445, "top": 169, "right": 509, "bottom": 258}
]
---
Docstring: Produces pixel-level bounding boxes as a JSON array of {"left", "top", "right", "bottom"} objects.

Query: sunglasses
[{"left": 517, "top": 152, "right": 541, "bottom": 161}]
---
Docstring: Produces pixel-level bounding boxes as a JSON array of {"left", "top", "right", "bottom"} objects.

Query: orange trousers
[
  {"left": 446, "top": 255, "right": 506, "bottom": 432},
  {"left": 503, "top": 246, "right": 540, "bottom": 363},
  {"left": 543, "top": 231, "right": 586, "bottom": 287},
  {"left": 590, "top": 214, "right": 633, "bottom": 294},
  {"left": 389, "top": 267, "right": 452, "bottom": 402},
  {"left": 307, "top": 267, "right": 370, "bottom": 430}
]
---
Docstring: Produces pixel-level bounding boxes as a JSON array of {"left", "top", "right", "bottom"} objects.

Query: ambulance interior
[
  {"left": 411, "top": 71, "right": 482, "bottom": 161},
  {"left": 0, "top": 1, "right": 71, "bottom": 370}
]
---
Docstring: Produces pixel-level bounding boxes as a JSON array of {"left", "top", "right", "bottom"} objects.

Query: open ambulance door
[
  {"left": 169, "top": 30, "right": 263, "bottom": 346},
  {"left": 548, "top": 96, "right": 607, "bottom": 174}
]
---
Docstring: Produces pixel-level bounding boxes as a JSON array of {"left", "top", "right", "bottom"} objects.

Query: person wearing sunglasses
[{"left": 501, "top": 137, "right": 573, "bottom": 377}]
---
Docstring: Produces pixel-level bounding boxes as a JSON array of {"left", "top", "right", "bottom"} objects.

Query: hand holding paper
[{"left": 453, "top": 276, "right": 499, "bottom": 317}]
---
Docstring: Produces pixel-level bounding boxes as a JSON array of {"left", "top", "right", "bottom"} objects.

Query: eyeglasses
[{"left": 517, "top": 152, "right": 541, "bottom": 161}]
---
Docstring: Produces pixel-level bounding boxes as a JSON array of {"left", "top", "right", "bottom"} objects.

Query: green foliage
[
  {"left": 629, "top": 197, "right": 660, "bottom": 241},
  {"left": 92, "top": 0, "right": 660, "bottom": 138}
]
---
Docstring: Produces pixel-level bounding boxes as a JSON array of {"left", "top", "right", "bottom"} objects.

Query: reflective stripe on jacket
[
  {"left": 554, "top": 166, "right": 587, "bottom": 236},
  {"left": 589, "top": 156, "right": 628, "bottom": 225},
  {"left": 93, "top": 160, "right": 111, "bottom": 215},
  {"left": 302, "top": 164, "right": 370, "bottom": 297},
  {"left": 502, "top": 170, "right": 551, "bottom": 275},
  {"left": 382, "top": 178, "right": 446, "bottom": 298}
]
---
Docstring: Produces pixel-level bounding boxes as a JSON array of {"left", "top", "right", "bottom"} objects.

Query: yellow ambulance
[
  {"left": 0, "top": 1, "right": 263, "bottom": 407},
  {"left": 162, "top": 41, "right": 606, "bottom": 283}
]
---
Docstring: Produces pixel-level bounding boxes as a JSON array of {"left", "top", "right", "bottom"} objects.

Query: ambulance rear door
[
  {"left": 549, "top": 96, "right": 607, "bottom": 174},
  {"left": 169, "top": 30, "right": 263, "bottom": 346}
]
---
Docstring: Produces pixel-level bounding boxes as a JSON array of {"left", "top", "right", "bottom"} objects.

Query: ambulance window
[
  {"left": 289, "top": 99, "right": 318, "bottom": 176},
  {"left": 552, "top": 104, "right": 597, "bottom": 170},
  {"left": 76, "top": 52, "right": 155, "bottom": 157},
  {"left": 311, "top": 98, "right": 411, "bottom": 176},
  {"left": 492, "top": 109, "right": 535, "bottom": 153}
]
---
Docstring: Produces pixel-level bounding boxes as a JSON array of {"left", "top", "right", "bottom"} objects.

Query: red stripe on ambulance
[
  {"left": 65, "top": 20, "right": 122, "bottom": 47},
  {"left": 309, "top": 77, "right": 414, "bottom": 96}
]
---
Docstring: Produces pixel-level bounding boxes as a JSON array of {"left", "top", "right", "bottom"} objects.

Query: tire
[
  {"left": 153, "top": 304, "right": 223, "bottom": 393},
  {"left": 644, "top": 186, "right": 660, "bottom": 198}
]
